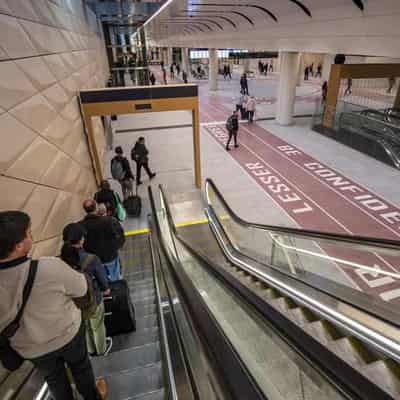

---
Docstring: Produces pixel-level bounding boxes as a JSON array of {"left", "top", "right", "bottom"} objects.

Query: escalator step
[
  {"left": 135, "top": 314, "right": 158, "bottom": 332},
  {"left": 130, "top": 388, "right": 165, "bottom": 400},
  {"left": 135, "top": 303, "right": 157, "bottom": 318},
  {"left": 302, "top": 320, "right": 343, "bottom": 346},
  {"left": 92, "top": 343, "right": 161, "bottom": 377},
  {"left": 361, "top": 359, "right": 400, "bottom": 399},
  {"left": 101, "top": 362, "right": 163, "bottom": 400},
  {"left": 111, "top": 328, "right": 159, "bottom": 353}
]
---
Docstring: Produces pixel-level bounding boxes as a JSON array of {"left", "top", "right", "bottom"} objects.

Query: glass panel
[
  {"left": 206, "top": 182, "right": 400, "bottom": 308},
  {"left": 158, "top": 189, "right": 348, "bottom": 400}
]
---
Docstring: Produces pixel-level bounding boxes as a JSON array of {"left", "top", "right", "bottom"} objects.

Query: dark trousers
[
  {"left": 248, "top": 110, "right": 254, "bottom": 123},
  {"left": 136, "top": 162, "right": 153, "bottom": 182},
  {"left": 241, "top": 85, "right": 249, "bottom": 95},
  {"left": 31, "top": 324, "right": 99, "bottom": 400},
  {"left": 226, "top": 129, "right": 238, "bottom": 148}
]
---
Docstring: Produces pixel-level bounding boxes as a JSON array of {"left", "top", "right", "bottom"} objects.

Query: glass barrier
[
  {"left": 157, "top": 191, "right": 348, "bottom": 400},
  {"left": 158, "top": 192, "right": 348, "bottom": 399},
  {"left": 206, "top": 180, "right": 400, "bottom": 309}
]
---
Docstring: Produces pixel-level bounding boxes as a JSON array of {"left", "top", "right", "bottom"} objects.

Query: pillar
[
  {"left": 209, "top": 48, "right": 218, "bottom": 91},
  {"left": 276, "top": 51, "right": 300, "bottom": 126},
  {"left": 297, "top": 53, "right": 304, "bottom": 86},
  {"left": 243, "top": 58, "right": 250, "bottom": 74},
  {"left": 322, "top": 54, "right": 336, "bottom": 83},
  {"left": 182, "top": 48, "right": 190, "bottom": 76}
]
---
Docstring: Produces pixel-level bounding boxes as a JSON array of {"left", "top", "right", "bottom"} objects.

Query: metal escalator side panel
[{"left": 150, "top": 186, "right": 268, "bottom": 400}]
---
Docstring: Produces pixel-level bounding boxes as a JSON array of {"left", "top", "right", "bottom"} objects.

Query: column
[
  {"left": 276, "top": 51, "right": 300, "bottom": 126},
  {"left": 209, "top": 48, "right": 218, "bottom": 91},
  {"left": 297, "top": 53, "right": 304, "bottom": 86},
  {"left": 322, "top": 54, "right": 336, "bottom": 83},
  {"left": 182, "top": 48, "right": 190, "bottom": 76},
  {"left": 243, "top": 58, "right": 250, "bottom": 73}
]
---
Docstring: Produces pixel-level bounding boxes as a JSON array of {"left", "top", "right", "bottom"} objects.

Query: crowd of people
[
  {"left": 0, "top": 137, "right": 158, "bottom": 399},
  {"left": 159, "top": 61, "right": 189, "bottom": 84},
  {"left": 258, "top": 61, "right": 273, "bottom": 75},
  {"left": 0, "top": 191, "right": 127, "bottom": 398}
]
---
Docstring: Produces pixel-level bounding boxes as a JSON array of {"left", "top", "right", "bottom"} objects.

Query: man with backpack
[
  {"left": 0, "top": 211, "right": 105, "bottom": 400},
  {"left": 225, "top": 110, "right": 240, "bottom": 151},
  {"left": 131, "top": 137, "right": 156, "bottom": 185},
  {"left": 79, "top": 200, "right": 125, "bottom": 282},
  {"left": 111, "top": 146, "right": 134, "bottom": 200},
  {"left": 61, "top": 223, "right": 112, "bottom": 357}
]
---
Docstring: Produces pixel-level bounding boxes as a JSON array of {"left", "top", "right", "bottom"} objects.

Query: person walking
[
  {"left": 0, "top": 211, "right": 106, "bottom": 400},
  {"left": 170, "top": 64, "right": 175, "bottom": 79},
  {"left": 269, "top": 62, "right": 273, "bottom": 72},
  {"left": 263, "top": 63, "right": 268, "bottom": 76},
  {"left": 322, "top": 81, "right": 328, "bottom": 103},
  {"left": 79, "top": 200, "right": 125, "bottom": 282},
  {"left": 176, "top": 64, "right": 181, "bottom": 75},
  {"left": 182, "top": 70, "right": 188, "bottom": 83},
  {"left": 225, "top": 110, "right": 240, "bottom": 151},
  {"left": 304, "top": 66, "right": 309, "bottom": 81},
  {"left": 110, "top": 146, "right": 134, "bottom": 201},
  {"left": 131, "top": 137, "right": 156, "bottom": 185},
  {"left": 240, "top": 73, "right": 249, "bottom": 95},
  {"left": 316, "top": 64, "right": 322, "bottom": 78},
  {"left": 149, "top": 73, "right": 156, "bottom": 85},
  {"left": 388, "top": 77, "right": 395, "bottom": 94},
  {"left": 344, "top": 78, "right": 352, "bottom": 96},
  {"left": 223, "top": 64, "right": 228, "bottom": 80},
  {"left": 61, "top": 223, "right": 112, "bottom": 357},
  {"left": 227, "top": 64, "right": 232, "bottom": 79},
  {"left": 246, "top": 96, "right": 256, "bottom": 123},
  {"left": 162, "top": 68, "right": 167, "bottom": 84}
]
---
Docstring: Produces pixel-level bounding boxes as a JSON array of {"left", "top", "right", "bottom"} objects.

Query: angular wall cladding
[{"left": 0, "top": 0, "right": 108, "bottom": 257}]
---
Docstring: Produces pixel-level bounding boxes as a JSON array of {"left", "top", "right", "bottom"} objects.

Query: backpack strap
[
  {"left": 1, "top": 260, "right": 38, "bottom": 339},
  {"left": 81, "top": 254, "right": 96, "bottom": 272}
]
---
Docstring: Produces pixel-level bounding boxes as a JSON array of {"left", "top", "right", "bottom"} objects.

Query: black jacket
[
  {"left": 131, "top": 142, "right": 149, "bottom": 164},
  {"left": 231, "top": 115, "right": 239, "bottom": 130},
  {"left": 240, "top": 76, "right": 248, "bottom": 88},
  {"left": 79, "top": 214, "right": 125, "bottom": 263},
  {"left": 111, "top": 155, "right": 134, "bottom": 180},
  {"left": 94, "top": 189, "right": 117, "bottom": 209}
]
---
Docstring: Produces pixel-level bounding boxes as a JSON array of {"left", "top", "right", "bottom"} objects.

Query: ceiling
[{"left": 143, "top": 0, "right": 400, "bottom": 57}]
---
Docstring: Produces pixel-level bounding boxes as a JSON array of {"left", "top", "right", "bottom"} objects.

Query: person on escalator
[
  {"left": 0, "top": 211, "right": 106, "bottom": 400},
  {"left": 79, "top": 199, "right": 125, "bottom": 282},
  {"left": 110, "top": 147, "right": 134, "bottom": 201},
  {"left": 61, "top": 223, "right": 112, "bottom": 357}
]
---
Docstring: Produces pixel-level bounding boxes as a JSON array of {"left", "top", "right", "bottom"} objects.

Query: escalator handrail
[
  {"left": 204, "top": 178, "right": 400, "bottom": 251},
  {"left": 148, "top": 232, "right": 179, "bottom": 400},
  {"left": 151, "top": 186, "right": 268, "bottom": 400},
  {"left": 159, "top": 185, "right": 396, "bottom": 399}
]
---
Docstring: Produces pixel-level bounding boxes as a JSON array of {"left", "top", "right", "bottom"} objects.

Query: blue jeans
[{"left": 103, "top": 257, "right": 121, "bottom": 282}]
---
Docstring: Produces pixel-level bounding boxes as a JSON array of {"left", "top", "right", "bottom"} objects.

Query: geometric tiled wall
[{"left": 0, "top": 0, "right": 109, "bottom": 257}]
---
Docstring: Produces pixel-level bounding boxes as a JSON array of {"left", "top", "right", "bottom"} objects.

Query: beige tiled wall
[{"left": 0, "top": 0, "right": 108, "bottom": 257}]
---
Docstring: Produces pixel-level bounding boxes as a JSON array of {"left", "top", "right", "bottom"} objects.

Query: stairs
[{"left": 91, "top": 233, "right": 164, "bottom": 400}]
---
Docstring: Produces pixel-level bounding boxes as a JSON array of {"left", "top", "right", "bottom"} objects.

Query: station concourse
[{"left": 1, "top": 1, "right": 400, "bottom": 399}]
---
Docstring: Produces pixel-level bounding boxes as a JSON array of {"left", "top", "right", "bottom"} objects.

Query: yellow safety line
[
  {"left": 125, "top": 228, "right": 150, "bottom": 236},
  {"left": 124, "top": 215, "right": 229, "bottom": 236},
  {"left": 175, "top": 218, "right": 208, "bottom": 228}
]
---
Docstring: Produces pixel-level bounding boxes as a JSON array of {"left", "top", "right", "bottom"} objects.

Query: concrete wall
[{"left": 0, "top": 0, "right": 109, "bottom": 257}]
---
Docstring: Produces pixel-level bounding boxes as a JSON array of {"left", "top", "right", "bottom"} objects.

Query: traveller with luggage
[
  {"left": 131, "top": 137, "right": 156, "bottom": 185},
  {"left": 79, "top": 200, "right": 125, "bottom": 282},
  {"left": 110, "top": 146, "right": 134, "bottom": 201},
  {"left": 0, "top": 211, "right": 106, "bottom": 400},
  {"left": 225, "top": 110, "right": 240, "bottom": 151},
  {"left": 61, "top": 223, "right": 112, "bottom": 357}
]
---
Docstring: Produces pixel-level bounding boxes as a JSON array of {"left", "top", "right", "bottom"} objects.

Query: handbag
[
  {"left": 114, "top": 192, "right": 126, "bottom": 222},
  {"left": 0, "top": 260, "right": 38, "bottom": 371}
]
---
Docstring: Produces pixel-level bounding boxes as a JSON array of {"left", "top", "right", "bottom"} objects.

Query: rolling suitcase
[
  {"left": 123, "top": 182, "right": 141, "bottom": 218},
  {"left": 104, "top": 279, "right": 136, "bottom": 336}
]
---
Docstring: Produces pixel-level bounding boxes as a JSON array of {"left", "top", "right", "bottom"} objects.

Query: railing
[{"left": 204, "top": 178, "right": 400, "bottom": 361}]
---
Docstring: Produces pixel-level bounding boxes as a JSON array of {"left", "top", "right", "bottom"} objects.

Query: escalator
[
  {"left": 2, "top": 179, "right": 400, "bottom": 399},
  {"left": 155, "top": 179, "right": 400, "bottom": 399}
]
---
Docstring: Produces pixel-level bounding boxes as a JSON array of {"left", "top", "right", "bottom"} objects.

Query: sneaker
[
  {"left": 150, "top": 173, "right": 156, "bottom": 179},
  {"left": 96, "top": 377, "right": 108, "bottom": 400},
  {"left": 103, "top": 337, "right": 113, "bottom": 356}
]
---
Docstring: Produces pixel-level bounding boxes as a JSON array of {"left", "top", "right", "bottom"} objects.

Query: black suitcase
[
  {"left": 123, "top": 184, "right": 141, "bottom": 217},
  {"left": 104, "top": 280, "right": 136, "bottom": 336}
]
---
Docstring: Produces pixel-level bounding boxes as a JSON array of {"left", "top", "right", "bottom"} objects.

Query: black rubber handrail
[
  {"left": 149, "top": 186, "right": 267, "bottom": 400},
  {"left": 205, "top": 178, "right": 400, "bottom": 251}
]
